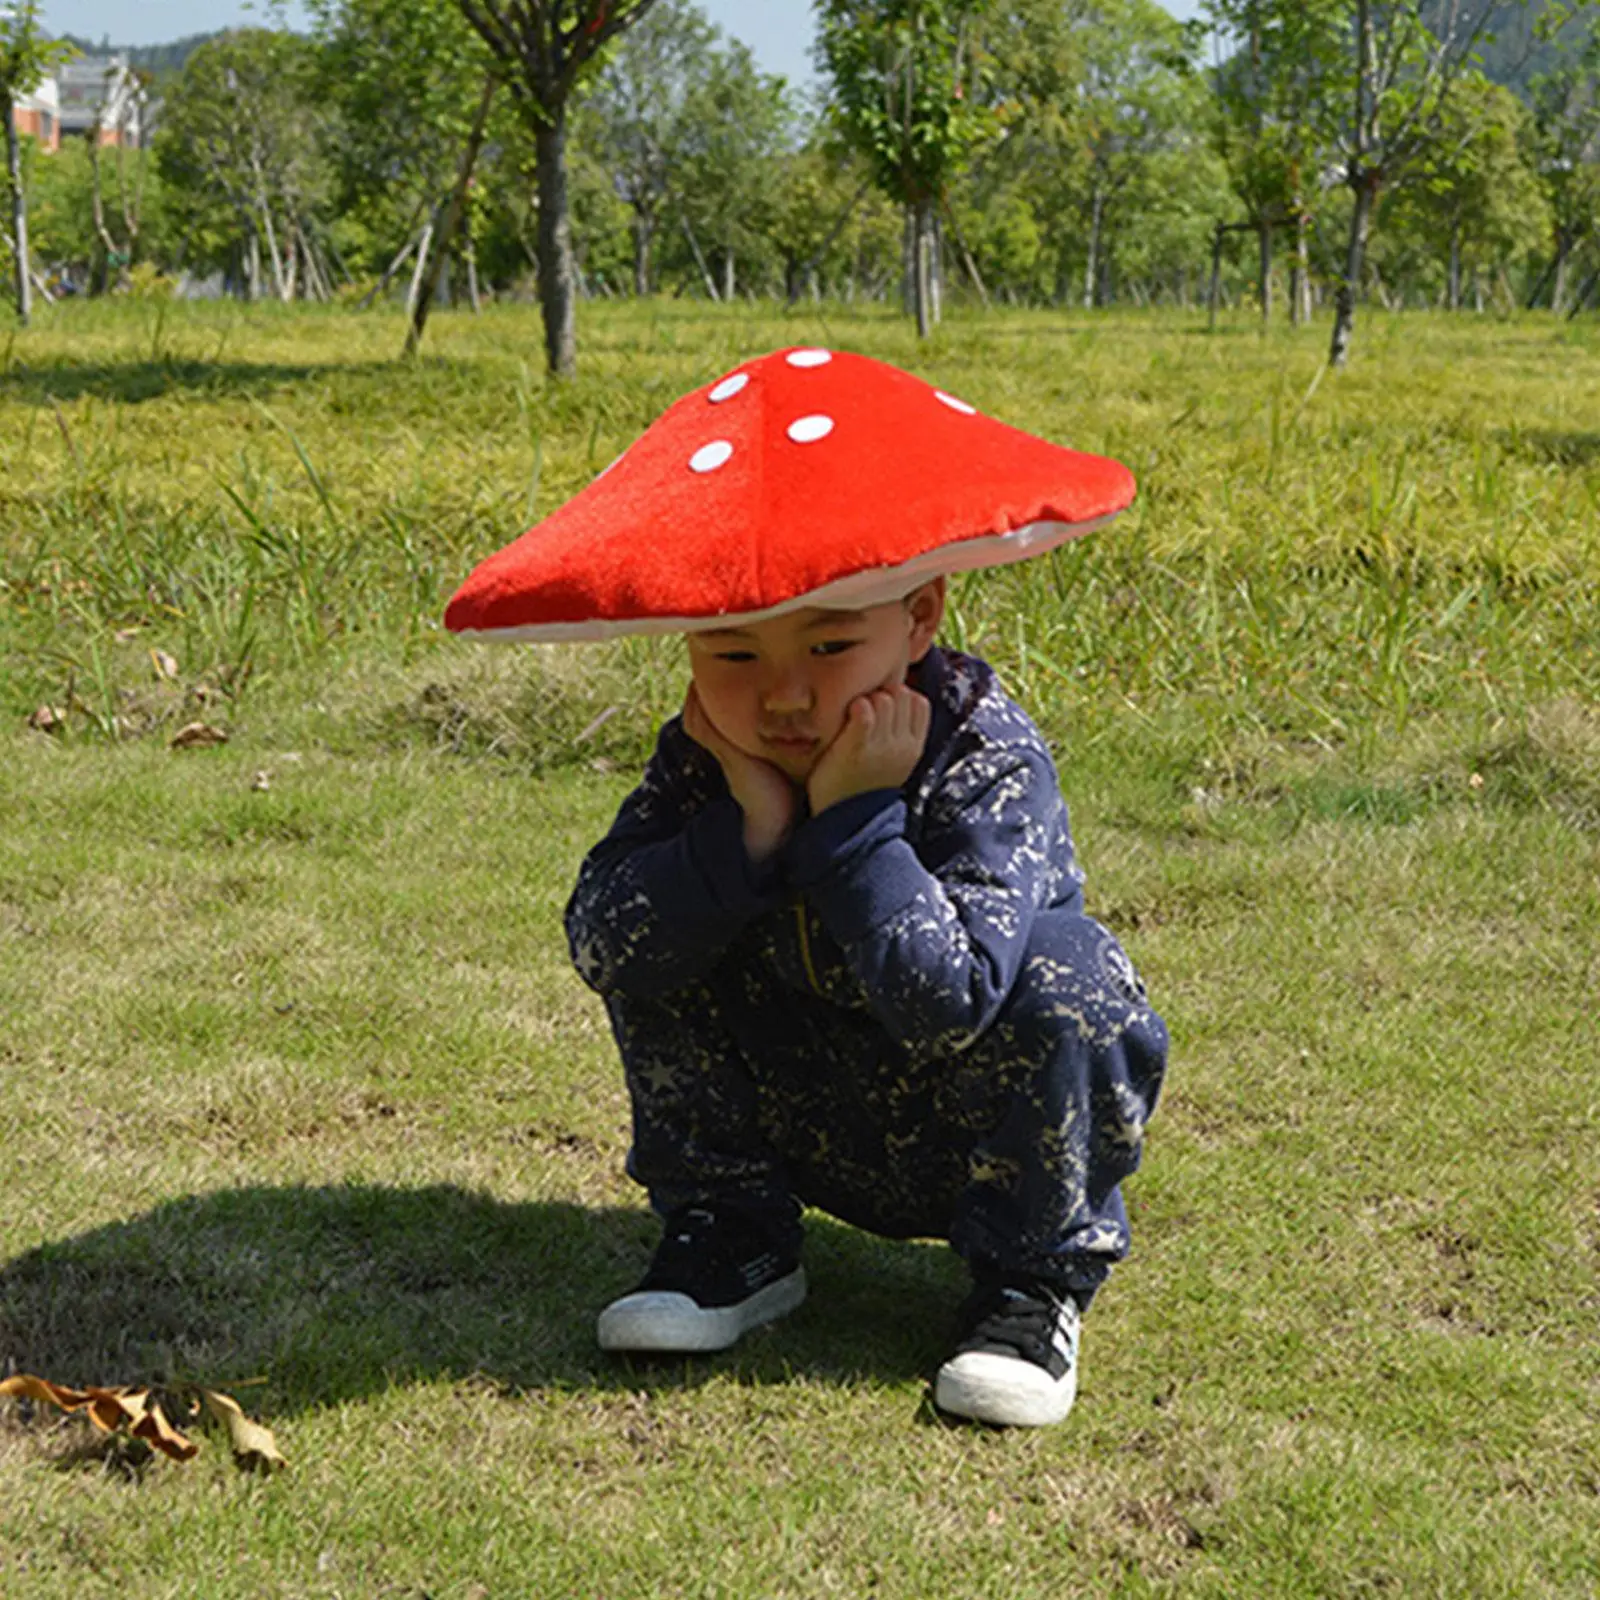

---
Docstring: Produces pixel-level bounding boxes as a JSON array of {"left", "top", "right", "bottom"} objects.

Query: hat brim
[{"left": 446, "top": 513, "right": 1117, "bottom": 642}]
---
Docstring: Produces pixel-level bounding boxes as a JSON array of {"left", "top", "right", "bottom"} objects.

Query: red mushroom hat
[{"left": 444, "top": 347, "right": 1135, "bottom": 641}]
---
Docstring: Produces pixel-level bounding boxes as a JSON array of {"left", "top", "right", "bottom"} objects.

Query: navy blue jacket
[{"left": 565, "top": 646, "right": 1085, "bottom": 1059}]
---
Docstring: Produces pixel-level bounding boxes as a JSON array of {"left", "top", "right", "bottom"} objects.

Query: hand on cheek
[
  {"left": 682, "top": 684, "right": 797, "bottom": 863},
  {"left": 806, "top": 683, "right": 931, "bottom": 817}
]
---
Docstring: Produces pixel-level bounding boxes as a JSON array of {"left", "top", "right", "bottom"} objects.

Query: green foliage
[
  {"left": 817, "top": 0, "right": 996, "bottom": 207},
  {"left": 1202, "top": 0, "right": 1342, "bottom": 227},
  {"left": 0, "top": 0, "right": 73, "bottom": 99},
  {"left": 23, "top": 138, "right": 176, "bottom": 277},
  {"left": 309, "top": 0, "right": 504, "bottom": 266},
  {"left": 1382, "top": 75, "right": 1551, "bottom": 304},
  {"left": 154, "top": 29, "right": 331, "bottom": 286}
]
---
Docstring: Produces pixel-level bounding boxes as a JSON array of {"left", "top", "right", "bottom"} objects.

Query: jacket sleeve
[
  {"left": 783, "top": 741, "right": 1073, "bottom": 1053},
  {"left": 565, "top": 718, "right": 784, "bottom": 999}
]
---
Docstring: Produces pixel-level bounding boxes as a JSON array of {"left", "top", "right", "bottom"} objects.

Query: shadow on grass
[
  {"left": 0, "top": 1184, "right": 966, "bottom": 1419},
  {"left": 1498, "top": 428, "right": 1600, "bottom": 467},
  {"left": 0, "top": 357, "right": 467, "bottom": 407}
]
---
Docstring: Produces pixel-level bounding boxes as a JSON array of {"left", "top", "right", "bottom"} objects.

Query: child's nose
[{"left": 762, "top": 665, "right": 813, "bottom": 713}]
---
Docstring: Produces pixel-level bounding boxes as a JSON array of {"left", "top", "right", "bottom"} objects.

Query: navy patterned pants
[{"left": 607, "top": 910, "right": 1168, "bottom": 1303}]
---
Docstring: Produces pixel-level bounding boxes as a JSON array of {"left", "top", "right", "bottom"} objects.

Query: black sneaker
[
  {"left": 934, "top": 1276, "right": 1081, "bottom": 1427},
  {"left": 597, "top": 1204, "right": 806, "bottom": 1354}
]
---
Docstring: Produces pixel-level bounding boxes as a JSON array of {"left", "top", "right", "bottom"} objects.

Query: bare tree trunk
[
  {"left": 632, "top": 212, "right": 652, "bottom": 296},
  {"left": 4, "top": 94, "right": 31, "bottom": 326},
  {"left": 1330, "top": 170, "right": 1378, "bottom": 368},
  {"left": 1257, "top": 217, "right": 1273, "bottom": 324},
  {"left": 246, "top": 227, "right": 262, "bottom": 303},
  {"left": 1290, "top": 212, "right": 1310, "bottom": 325},
  {"left": 534, "top": 107, "right": 578, "bottom": 378},
  {"left": 1447, "top": 220, "right": 1462, "bottom": 312},
  {"left": 1084, "top": 186, "right": 1105, "bottom": 310},
  {"left": 89, "top": 130, "right": 115, "bottom": 295},
  {"left": 675, "top": 204, "right": 720, "bottom": 300},
  {"left": 466, "top": 237, "right": 481, "bottom": 312},
  {"left": 406, "top": 73, "right": 498, "bottom": 358},
  {"left": 1552, "top": 235, "right": 1571, "bottom": 312},
  {"left": 407, "top": 216, "right": 436, "bottom": 318},
  {"left": 1567, "top": 266, "right": 1600, "bottom": 318},
  {"left": 913, "top": 196, "right": 933, "bottom": 338},
  {"left": 721, "top": 248, "right": 735, "bottom": 302},
  {"left": 1208, "top": 220, "right": 1225, "bottom": 332},
  {"left": 360, "top": 228, "right": 421, "bottom": 309},
  {"left": 941, "top": 195, "right": 990, "bottom": 308},
  {"left": 902, "top": 204, "right": 915, "bottom": 317},
  {"left": 1330, "top": 0, "right": 1377, "bottom": 368}
]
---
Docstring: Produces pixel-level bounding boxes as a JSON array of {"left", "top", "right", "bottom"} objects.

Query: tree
[
  {"left": 86, "top": 62, "right": 154, "bottom": 292},
  {"left": 672, "top": 35, "right": 793, "bottom": 300},
  {"left": 586, "top": 0, "right": 717, "bottom": 296},
  {"left": 968, "top": 0, "right": 1220, "bottom": 309},
  {"left": 155, "top": 29, "right": 333, "bottom": 301},
  {"left": 453, "top": 0, "right": 661, "bottom": 377},
  {"left": 310, "top": 0, "right": 505, "bottom": 309},
  {"left": 1527, "top": 23, "right": 1600, "bottom": 310},
  {"left": 1063, "top": 0, "right": 1203, "bottom": 308},
  {"left": 1204, "top": 0, "right": 1341, "bottom": 322},
  {"left": 1313, "top": 0, "right": 1565, "bottom": 363},
  {"left": 1391, "top": 74, "right": 1547, "bottom": 309},
  {"left": 817, "top": 0, "right": 995, "bottom": 335},
  {"left": 1, "top": 0, "right": 75, "bottom": 323}
]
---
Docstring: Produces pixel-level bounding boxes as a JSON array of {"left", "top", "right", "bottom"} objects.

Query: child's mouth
[{"left": 762, "top": 731, "right": 819, "bottom": 756}]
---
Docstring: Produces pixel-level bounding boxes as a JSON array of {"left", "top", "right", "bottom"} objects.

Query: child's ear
[{"left": 906, "top": 577, "right": 946, "bottom": 659}]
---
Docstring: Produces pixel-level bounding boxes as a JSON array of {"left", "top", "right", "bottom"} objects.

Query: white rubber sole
[
  {"left": 597, "top": 1267, "right": 807, "bottom": 1353},
  {"left": 934, "top": 1349, "right": 1079, "bottom": 1427}
]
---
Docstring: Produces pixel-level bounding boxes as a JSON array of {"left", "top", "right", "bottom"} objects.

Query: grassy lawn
[{"left": 2, "top": 298, "right": 1598, "bottom": 1596}]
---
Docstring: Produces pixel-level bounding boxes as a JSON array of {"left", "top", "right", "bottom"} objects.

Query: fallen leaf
[
  {"left": 250, "top": 770, "right": 272, "bottom": 792},
  {"left": 202, "top": 1388, "right": 287, "bottom": 1473},
  {"left": 170, "top": 721, "right": 228, "bottom": 750},
  {"left": 27, "top": 704, "right": 65, "bottom": 734},
  {"left": 0, "top": 1373, "right": 91, "bottom": 1410},
  {"left": 150, "top": 648, "right": 180, "bottom": 681},
  {"left": 0, "top": 1375, "right": 199, "bottom": 1461},
  {"left": 129, "top": 1394, "right": 202, "bottom": 1462}
]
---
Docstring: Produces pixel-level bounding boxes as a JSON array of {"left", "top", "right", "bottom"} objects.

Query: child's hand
[
  {"left": 806, "top": 683, "right": 930, "bottom": 818},
  {"left": 682, "top": 685, "right": 798, "bottom": 863}
]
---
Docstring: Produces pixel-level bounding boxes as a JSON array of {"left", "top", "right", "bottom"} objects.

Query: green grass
[{"left": 2, "top": 297, "right": 1598, "bottom": 1596}]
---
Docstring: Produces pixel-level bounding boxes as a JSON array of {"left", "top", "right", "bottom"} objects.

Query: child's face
[{"left": 686, "top": 580, "right": 945, "bottom": 783}]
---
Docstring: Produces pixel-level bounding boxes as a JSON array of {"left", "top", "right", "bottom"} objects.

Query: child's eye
[
  {"left": 714, "top": 650, "right": 757, "bottom": 663},
  {"left": 811, "top": 640, "right": 858, "bottom": 657}
]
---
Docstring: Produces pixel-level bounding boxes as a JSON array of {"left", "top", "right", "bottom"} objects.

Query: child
[{"left": 447, "top": 348, "right": 1168, "bottom": 1428}]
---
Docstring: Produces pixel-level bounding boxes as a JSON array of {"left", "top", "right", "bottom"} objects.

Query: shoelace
[{"left": 962, "top": 1284, "right": 1067, "bottom": 1363}]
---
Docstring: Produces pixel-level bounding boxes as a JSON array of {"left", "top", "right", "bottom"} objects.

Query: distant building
[{"left": 13, "top": 74, "right": 61, "bottom": 154}]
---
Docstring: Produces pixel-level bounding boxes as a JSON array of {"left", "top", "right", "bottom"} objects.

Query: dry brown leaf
[
  {"left": 3, "top": 1375, "right": 201, "bottom": 1464},
  {"left": 202, "top": 1388, "right": 287, "bottom": 1473},
  {"left": 170, "top": 721, "right": 228, "bottom": 750},
  {"left": 150, "top": 648, "right": 180, "bottom": 681},
  {"left": 26, "top": 704, "right": 65, "bottom": 734},
  {"left": 129, "top": 1396, "right": 201, "bottom": 1462},
  {"left": 0, "top": 1373, "right": 91, "bottom": 1410}
]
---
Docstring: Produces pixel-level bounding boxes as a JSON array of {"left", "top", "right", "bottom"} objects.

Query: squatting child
[{"left": 447, "top": 347, "right": 1169, "bottom": 1428}]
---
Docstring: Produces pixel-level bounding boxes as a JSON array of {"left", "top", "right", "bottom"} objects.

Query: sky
[{"left": 39, "top": 0, "right": 1197, "bottom": 86}]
